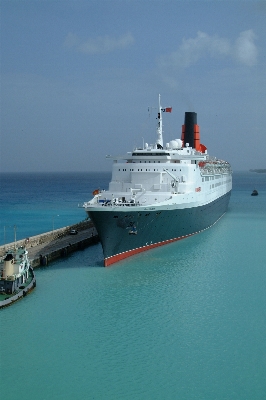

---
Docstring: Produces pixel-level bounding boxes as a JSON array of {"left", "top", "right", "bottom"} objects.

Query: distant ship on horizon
[
  {"left": 249, "top": 169, "right": 266, "bottom": 173},
  {"left": 84, "top": 95, "right": 232, "bottom": 266}
]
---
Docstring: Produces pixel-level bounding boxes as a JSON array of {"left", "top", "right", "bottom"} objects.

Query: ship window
[{"left": 132, "top": 152, "right": 170, "bottom": 156}]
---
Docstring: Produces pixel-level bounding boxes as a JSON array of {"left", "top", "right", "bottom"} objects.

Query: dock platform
[{"left": 0, "top": 221, "right": 99, "bottom": 268}]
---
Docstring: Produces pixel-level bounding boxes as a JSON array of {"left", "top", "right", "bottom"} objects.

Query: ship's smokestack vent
[
  {"left": 182, "top": 112, "right": 197, "bottom": 148},
  {"left": 181, "top": 111, "right": 207, "bottom": 152}
]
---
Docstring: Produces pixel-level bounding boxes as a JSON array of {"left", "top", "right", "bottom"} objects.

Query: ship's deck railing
[
  {"left": 84, "top": 192, "right": 183, "bottom": 208},
  {"left": 99, "top": 199, "right": 140, "bottom": 207},
  {"left": 200, "top": 168, "right": 231, "bottom": 176},
  {"left": 83, "top": 199, "right": 140, "bottom": 208},
  {"left": 199, "top": 160, "right": 232, "bottom": 176}
]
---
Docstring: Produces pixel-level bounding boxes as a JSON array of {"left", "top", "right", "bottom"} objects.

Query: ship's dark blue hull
[{"left": 88, "top": 191, "right": 231, "bottom": 266}]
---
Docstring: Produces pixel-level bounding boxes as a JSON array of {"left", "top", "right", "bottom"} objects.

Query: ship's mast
[{"left": 156, "top": 94, "right": 163, "bottom": 148}]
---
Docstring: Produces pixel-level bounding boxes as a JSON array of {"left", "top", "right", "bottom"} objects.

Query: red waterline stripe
[
  {"left": 104, "top": 233, "right": 195, "bottom": 267},
  {"left": 103, "top": 213, "right": 227, "bottom": 267}
]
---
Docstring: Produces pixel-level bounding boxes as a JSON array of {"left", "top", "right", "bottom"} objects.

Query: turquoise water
[
  {"left": 0, "top": 172, "right": 111, "bottom": 244},
  {"left": 1, "top": 172, "right": 266, "bottom": 399}
]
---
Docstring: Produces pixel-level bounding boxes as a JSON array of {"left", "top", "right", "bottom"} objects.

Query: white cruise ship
[{"left": 84, "top": 96, "right": 232, "bottom": 266}]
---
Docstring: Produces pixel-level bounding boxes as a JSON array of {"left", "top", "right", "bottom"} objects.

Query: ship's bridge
[{"left": 107, "top": 147, "right": 207, "bottom": 165}]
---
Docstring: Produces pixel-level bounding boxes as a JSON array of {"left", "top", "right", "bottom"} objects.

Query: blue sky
[{"left": 1, "top": 0, "right": 265, "bottom": 172}]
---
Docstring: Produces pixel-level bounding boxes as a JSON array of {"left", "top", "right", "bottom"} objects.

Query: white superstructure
[{"left": 84, "top": 96, "right": 232, "bottom": 266}]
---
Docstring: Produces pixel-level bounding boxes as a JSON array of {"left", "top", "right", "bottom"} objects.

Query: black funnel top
[{"left": 184, "top": 112, "right": 197, "bottom": 147}]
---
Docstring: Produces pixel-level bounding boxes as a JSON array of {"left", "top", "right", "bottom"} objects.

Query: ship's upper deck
[
  {"left": 84, "top": 97, "right": 232, "bottom": 209},
  {"left": 107, "top": 144, "right": 208, "bottom": 164}
]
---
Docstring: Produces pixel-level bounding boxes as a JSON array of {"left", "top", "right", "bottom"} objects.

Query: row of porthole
[
  {"left": 112, "top": 211, "right": 161, "bottom": 219},
  {"left": 118, "top": 168, "right": 183, "bottom": 172}
]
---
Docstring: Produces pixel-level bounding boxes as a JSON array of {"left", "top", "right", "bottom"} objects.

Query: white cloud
[
  {"left": 167, "top": 31, "right": 230, "bottom": 69},
  {"left": 233, "top": 30, "right": 258, "bottom": 66},
  {"left": 64, "top": 32, "right": 134, "bottom": 54},
  {"left": 159, "top": 29, "right": 258, "bottom": 71}
]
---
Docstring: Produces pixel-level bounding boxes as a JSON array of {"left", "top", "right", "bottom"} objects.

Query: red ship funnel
[
  {"left": 181, "top": 112, "right": 204, "bottom": 151},
  {"left": 181, "top": 112, "right": 197, "bottom": 148}
]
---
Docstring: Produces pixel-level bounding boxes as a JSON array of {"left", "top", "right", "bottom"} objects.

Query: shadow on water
[{"left": 36, "top": 242, "right": 104, "bottom": 271}]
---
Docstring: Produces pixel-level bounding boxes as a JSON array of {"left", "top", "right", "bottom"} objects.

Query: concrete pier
[{"left": 0, "top": 220, "right": 100, "bottom": 268}]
